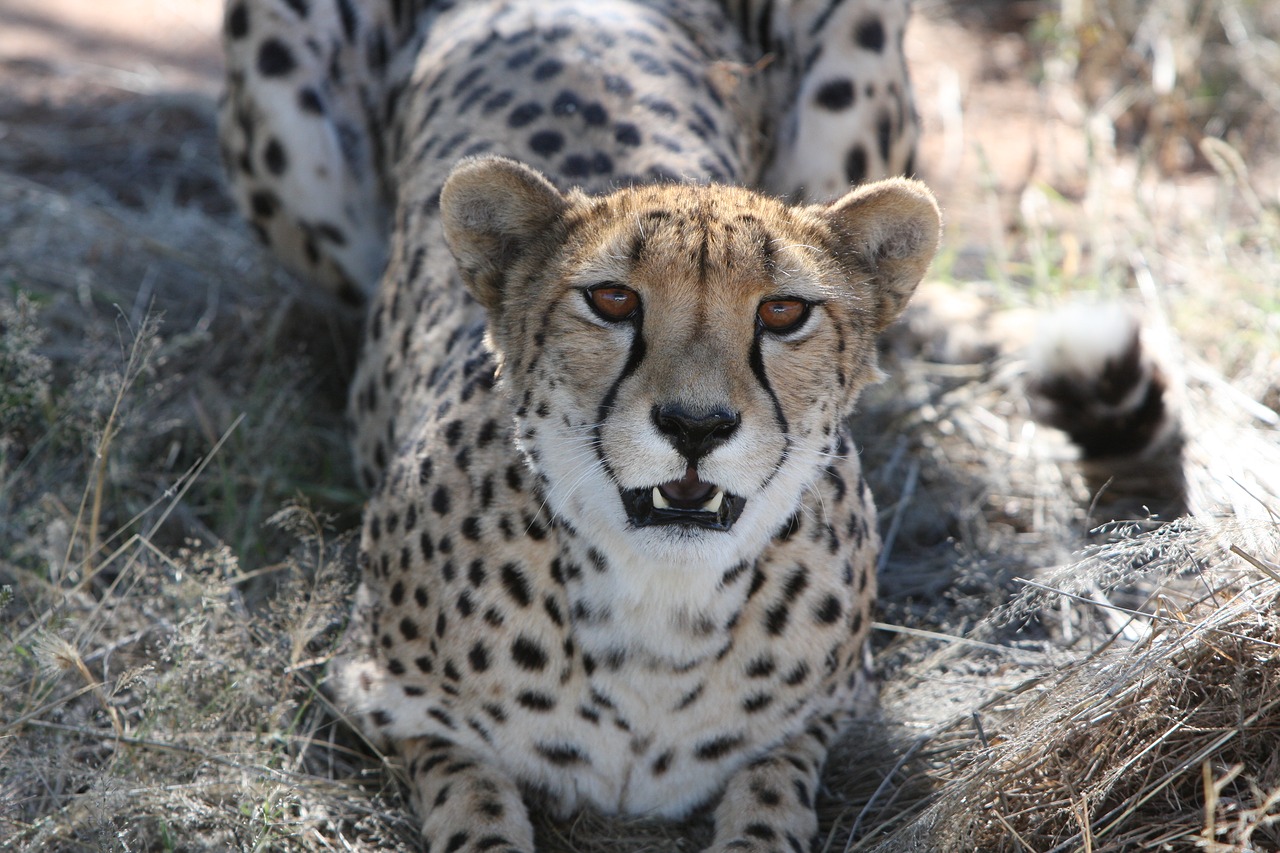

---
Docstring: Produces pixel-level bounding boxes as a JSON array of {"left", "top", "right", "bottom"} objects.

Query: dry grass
[{"left": 2, "top": 0, "right": 1279, "bottom": 850}]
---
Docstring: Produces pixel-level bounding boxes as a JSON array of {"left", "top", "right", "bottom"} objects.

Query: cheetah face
[{"left": 442, "top": 157, "right": 939, "bottom": 569}]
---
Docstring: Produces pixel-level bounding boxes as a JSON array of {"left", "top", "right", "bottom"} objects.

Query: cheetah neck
[{"left": 556, "top": 532, "right": 755, "bottom": 669}]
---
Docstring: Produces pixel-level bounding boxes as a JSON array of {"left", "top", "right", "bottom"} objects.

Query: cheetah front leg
[
  {"left": 704, "top": 715, "right": 841, "bottom": 853},
  {"left": 399, "top": 737, "right": 535, "bottom": 853}
]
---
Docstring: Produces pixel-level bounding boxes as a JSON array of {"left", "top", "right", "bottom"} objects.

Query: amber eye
[
  {"left": 585, "top": 285, "right": 640, "bottom": 322},
  {"left": 757, "top": 299, "right": 810, "bottom": 334}
]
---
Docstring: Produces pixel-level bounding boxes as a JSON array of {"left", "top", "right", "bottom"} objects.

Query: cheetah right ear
[
  {"left": 441, "top": 156, "right": 570, "bottom": 313},
  {"left": 820, "top": 177, "right": 941, "bottom": 332}
]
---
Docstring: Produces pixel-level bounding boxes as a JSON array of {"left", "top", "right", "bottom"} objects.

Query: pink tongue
[{"left": 658, "top": 466, "right": 715, "bottom": 506}]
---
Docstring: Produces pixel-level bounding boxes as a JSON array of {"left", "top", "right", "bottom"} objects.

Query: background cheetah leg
[
  {"left": 751, "top": 0, "right": 919, "bottom": 200},
  {"left": 219, "top": 0, "right": 397, "bottom": 302}
]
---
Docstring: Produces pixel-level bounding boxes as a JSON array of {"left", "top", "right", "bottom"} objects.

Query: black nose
[{"left": 653, "top": 404, "right": 741, "bottom": 462}]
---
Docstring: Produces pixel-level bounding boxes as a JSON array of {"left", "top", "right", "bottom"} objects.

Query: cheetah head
[{"left": 442, "top": 156, "right": 939, "bottom": 572}]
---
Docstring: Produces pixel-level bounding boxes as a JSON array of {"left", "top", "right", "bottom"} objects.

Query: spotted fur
[{"left": 220, "top": 0, "right": 935, "bottom": 849}]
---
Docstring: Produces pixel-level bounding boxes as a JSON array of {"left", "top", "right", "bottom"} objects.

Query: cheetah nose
[{"left": 652, "top": 404, "right": 740, "bottom": 463}]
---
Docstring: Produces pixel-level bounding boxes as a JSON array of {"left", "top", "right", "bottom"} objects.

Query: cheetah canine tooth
[
  {"left": 652, "top": 487, "right": 670, "bottom": 509},
  {"left": 702, "top": 490, "right": 724, "bottom": 513}
]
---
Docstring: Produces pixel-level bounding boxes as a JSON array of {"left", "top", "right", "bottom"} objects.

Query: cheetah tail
[{"left": 1025, "top": 303, "right": 1181, "bottom": 461}]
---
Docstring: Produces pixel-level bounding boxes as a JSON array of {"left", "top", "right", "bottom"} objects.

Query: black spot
[
  {"left": 482, "top": 90, "right": 515, "bottom": 115},
  {"left": 695, "top": 733, "right": 745, "bottom": 761},
  {"left": 535, "top": 742, "right": 587, "bottom": 766},
  {"left": 855, "top": 16, "right": 886, "bottom": 53},
  {"left": 461, "top": 516, "right": 481, "bottom": 541},
  {"left": 783, "top": 662, "right": 809, "bottom": 686},
  {"left": 631, "top": 52, "right": 667, "bottom": 76},
  {"left": 745, "top": 824, "right": 778, "bottom": 842},
  {"left": 754, "top": 784, "right": 782, "bottom": 807},
  {"left": 500, "top": 563, "right": 533, "bottom": 607},
  {"left": 516, "top": 691, "right": 556, "bottom": 711},
  {"left": 640, "top": 96, "right": 677, "bottom": 119},
  {"left": 335, "top": 0, "right": 357, "bottom": 41},
  {"left": 814, "top": 594, "right": 843, "bottom": 624},
  {"left": 845, "top": 144, "right": 868, "bottom": 184},
  {"left": 551, "top": 90, "right": 581, "bottom": 116},
  {"left": 250, "top": 190, "right": 278, "bottom": 218},
  {"left": 591, "top": 151, "right": 614, "bottom": 174},
  {"left": 469, "top": 642, "right": 490, "bottom": 672},
  {"left": 443, "top": 832, "right": 469, "bottom": 853},
  {"left": 603, "top": 74, "right": 633, "bottom": 96},
  {"left": 532, "top": 58, "right": 563, "bottom": 81},
  {"left": 283, "top": 0, "right": 309, "bottom": 17},
  {"left": 298, "top": 87, "right": 324, "bottom": 114},
  {"left": 543, "top": 595, "right": 564, "bottom": 626},
  {"left": 782, "top": 567, "right": 809, "bottom": 602},
  {"left": 399, "top": 617, "right": 419, "bottom": 640},
  {"left": 745, "top": 656, "right": 775, "bottom": 678},
  {"left": 676, "top": 684, "right": 703, "bottom": 710},
  {"left": 561, "top": 154, "right": 591, "bottom": 178},
  {"left": 765, "top": 603, "right": 790, "bottom": 636},
  {"left": 432, "top": 485, "right": 451, "bottom": 515},
  {"left": 529, "top": 129, "right": 565, "bottom": 156},
  {"left": 450, "top": 65, "right": 485, "bottom": 99},
  {"left": 444, "top": 418, "right": 464, "bottom": 448},
  {"left": 614, "top": 123, "right": 642, "bottom": 147},
  {"left": 511, "top": 635, "right": 548, "bottom": 671},
  {"left": 582, "top": 102, "right": 608, "bottom": 126},
  {"left": 743, "top": 693, "right": 774, "bottom": 713},
  {"left": 877, "top": 110, "right": 893, "bottom": 164},
  {"left": 390, "top": 581, "right": 405, "bottom": 605},
  {"left": 815, "top": 78, "right": 855, "bottom": 110},
  {"left": 226, "top": 3, "right": 248, "bottom": 39},
  {"left": 507, "top": 101, "right": 544, "bottom": 128},
  {"left": 651, "top": 750, "right": 673, "bottom": 775},
  {"left": 504, "top": 45, "right": 539, "bottom": 70},
  {"left": 256, "top": 38, "right": 296, "bottom": 76}
]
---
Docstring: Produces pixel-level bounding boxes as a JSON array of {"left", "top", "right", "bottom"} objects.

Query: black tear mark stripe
[
  {"left": 591, "top": 306, "right": 647, "bottom": 477},
  {"left": 748, "top": 333, "right": 790, "bottom": 488}
]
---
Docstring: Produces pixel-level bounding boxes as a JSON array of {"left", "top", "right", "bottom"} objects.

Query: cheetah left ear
[
  {"left": 441, "top": 156, "right": 570, "bottom": 314},
  {"left": 820, "top": 178, "right": 941, "bottom": 331}
]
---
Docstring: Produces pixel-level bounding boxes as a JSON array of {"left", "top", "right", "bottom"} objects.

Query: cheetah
[{"left": 219, "top": 0, "right": 1171, "bottom": 849}]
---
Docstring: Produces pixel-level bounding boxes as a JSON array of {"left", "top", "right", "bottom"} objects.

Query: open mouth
[{"left": 620, "top": 466, "right": 745, "bottom": 531}]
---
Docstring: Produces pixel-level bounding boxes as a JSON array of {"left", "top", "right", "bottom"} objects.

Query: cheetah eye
[
  {"left": 585, "top": 284, "right": 640, "bottom": 322},
  {"left": 757, "top": 298, "right": 811, "bottom": 334}
]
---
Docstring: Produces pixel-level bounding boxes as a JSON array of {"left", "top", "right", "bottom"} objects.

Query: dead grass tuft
[{"left": 864, "top": 521, "right": 1280, "bottom": 853}]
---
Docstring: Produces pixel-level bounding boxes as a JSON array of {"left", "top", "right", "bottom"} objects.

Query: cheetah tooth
[
  {"left": 652, "top": 487, "right": 670, "bottom": 509},
  {"left": 702, "top": 491, "right": 724, "bottom": 514}
]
